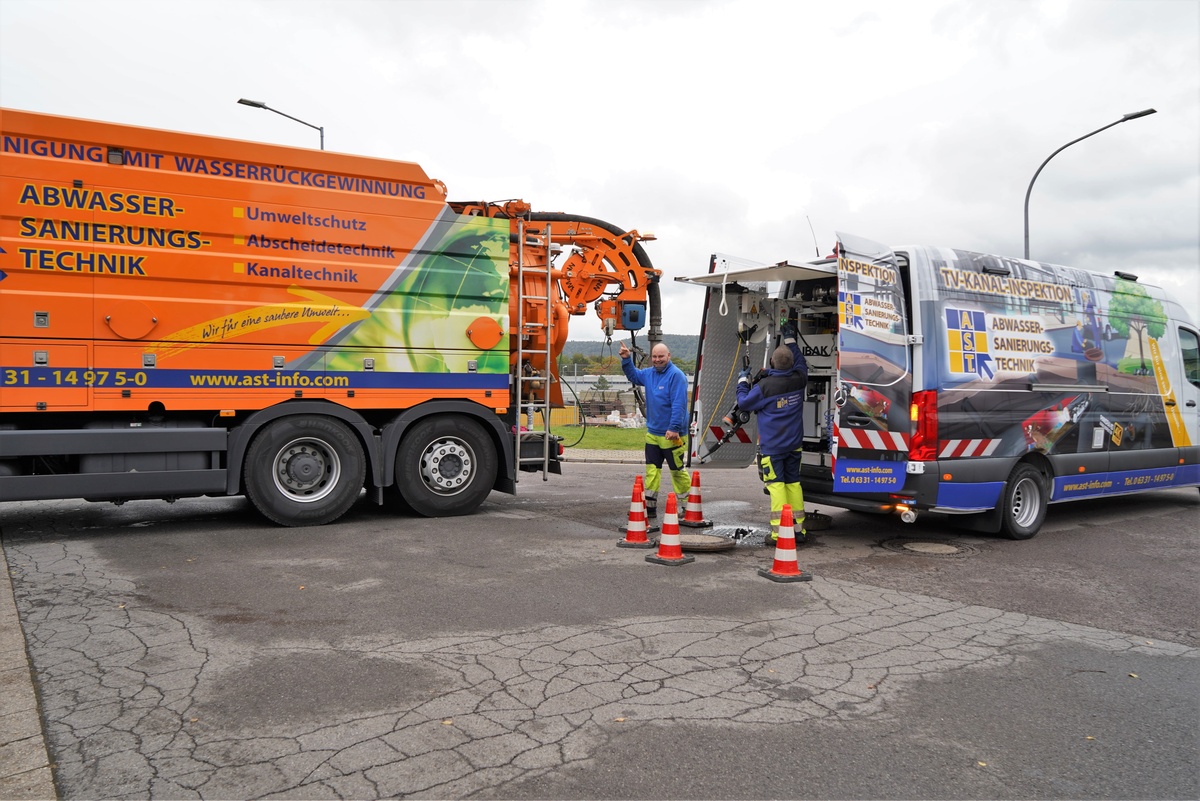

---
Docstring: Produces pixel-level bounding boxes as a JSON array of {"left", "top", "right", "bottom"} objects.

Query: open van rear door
[
  {"left": 676, "top": 253, "right": 838, "bottom": 467},
  {"left": 832, "top": 232, "right": 913, "bottom": 491},
  {"left": 682, "top": 254, "right": 771, "bottom": 468}
]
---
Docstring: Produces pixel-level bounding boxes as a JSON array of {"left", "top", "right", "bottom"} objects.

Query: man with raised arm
[{"left": 620, "top": 341, "right": 691, "bottom": 523}]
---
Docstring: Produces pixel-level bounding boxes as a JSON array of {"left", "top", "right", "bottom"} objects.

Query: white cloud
[{"left": 2, "top": 0, "right": 1196, "bottom": 336}]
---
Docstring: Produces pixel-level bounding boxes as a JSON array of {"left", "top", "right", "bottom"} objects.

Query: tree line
[{"left": 557, "top": 334, "right": 698, "bottom": 376}]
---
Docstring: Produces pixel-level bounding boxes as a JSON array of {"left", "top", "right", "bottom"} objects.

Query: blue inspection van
[{"left": 680, "top": 233, "right": 1200, "bottom": 538}]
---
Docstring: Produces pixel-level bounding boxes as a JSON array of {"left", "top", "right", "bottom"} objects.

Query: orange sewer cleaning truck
[{"left": 0, "top": 108, "right": 662, "bottom": 525}]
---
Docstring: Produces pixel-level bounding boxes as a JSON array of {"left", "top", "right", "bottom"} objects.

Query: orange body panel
[{"left": 1, "top": 108, "right": 514, "bottom": 415}]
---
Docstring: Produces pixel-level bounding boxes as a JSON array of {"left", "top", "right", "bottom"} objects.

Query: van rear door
[
  {"left": 677, "top": 254, "right": 837, "bottom": 467},
  {"left": 832, "top": 232, "right": 913, "bottom": 492}
]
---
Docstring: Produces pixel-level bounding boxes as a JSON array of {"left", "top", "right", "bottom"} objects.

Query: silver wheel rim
[
  {"left": 419, "top": 436, "right": 475, "bottom": 496},
  {"left": 271, "top": 437, "right": 341, "bottom": 503},
  {"left": 1010, "top": 475, "right": 1041, "bottom": 529}
]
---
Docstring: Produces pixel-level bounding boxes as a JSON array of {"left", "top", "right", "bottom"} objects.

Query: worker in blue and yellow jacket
[
  {"left": 620, "top": 341, "right": 691, "bottom": 522},
  {"left": 735, "top": 323, "right": 809, "bottom": 544}
]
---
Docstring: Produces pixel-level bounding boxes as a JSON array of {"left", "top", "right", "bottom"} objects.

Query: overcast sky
[{"left": 2, "top": 0, "right": 1197, "bottom": 338}]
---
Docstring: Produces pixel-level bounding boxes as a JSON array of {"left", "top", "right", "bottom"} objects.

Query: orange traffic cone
[
  {"left": 618, "top": 475, "right": 657, "bottom": 549},
  {"left": 679, "top": 471, "right": 713, "bottom": 528},
  {"left": 646, "top": 493, "right": 695, "bottom": 566},
  {"left": 757, "top": 504, "right": 812, "bottom": 582}
]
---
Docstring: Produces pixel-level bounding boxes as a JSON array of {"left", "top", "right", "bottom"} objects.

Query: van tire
[
  {"left": 244, "top": 416, "right": 366, "bottom": 527},
  {"left": 1000, "top": 463, "right": 1048, "bottom": 540},
  {"left": 396, "top": 416, "right": 496, "bottom": 517}
]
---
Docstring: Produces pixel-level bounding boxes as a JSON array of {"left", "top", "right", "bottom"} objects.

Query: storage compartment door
[{"left": 0, "top": 342, "right": 91, "bottom": 409}]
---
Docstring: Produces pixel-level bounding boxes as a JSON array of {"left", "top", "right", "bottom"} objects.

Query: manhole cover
[
  {"left": 679, "top": 532, "right": 737, "bottom": 552},
  {"left": 880, "top": 538, "right": 980, "bottom": 558},
  {"left": 903, "top": 541, "right": 960, "bottom": 555}
]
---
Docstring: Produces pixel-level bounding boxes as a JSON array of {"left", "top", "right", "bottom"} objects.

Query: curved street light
[
  {"left": 237, "top": 98, "right": 324, "bottom": 150},
  {"left": 1023, "top": 108, "right": 1156, "bottom": 259}
]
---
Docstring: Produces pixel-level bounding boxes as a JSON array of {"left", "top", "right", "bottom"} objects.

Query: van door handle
[
  {"left": 1187, "top": 400, "right": 1197, "bottom": 407},
  {"left": 844, "top": 414, "right": 874, "bottom": 427}
]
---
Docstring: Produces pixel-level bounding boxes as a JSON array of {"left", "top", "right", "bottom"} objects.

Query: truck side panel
[
  {"left": 2, "top": 111, "right": 511, "bottom": 413},
  {"left": 0, "top": 108, "right": 516, "bottom": 522}
]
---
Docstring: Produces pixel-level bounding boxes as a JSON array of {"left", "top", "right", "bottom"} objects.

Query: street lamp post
[
  {"left": 236, "top": 98, "right": 325, "bottom": 150},
  {"left": 1022, "top": 108, "right": 1156, "bottom": 259}
]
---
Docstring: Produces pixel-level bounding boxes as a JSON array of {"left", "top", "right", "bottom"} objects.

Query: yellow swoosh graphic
[
  {"left": 152, "top": 286, "right": 370, "bottom": 359},
  {"left": 1148, "top": 338, "right": 1191, "bottom": 447}
]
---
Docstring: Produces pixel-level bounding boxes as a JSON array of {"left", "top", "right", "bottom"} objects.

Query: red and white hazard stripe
[
  {"left": 938, "top": 439, "right": 1002, "bottom": 458},
  {"left": 709, "top": 426, "right": 751, "bottom": 443},
  {"left": 836, "top": 427, "right": 909, "bottom": 451}
]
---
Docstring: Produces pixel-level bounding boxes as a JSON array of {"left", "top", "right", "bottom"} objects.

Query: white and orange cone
[
  {"left": 618, "top": 475, "right": 657, "bottom": 549},
  {"left": 646, "top": 493, "right": 695, "bottom": 566},
  {"left": 679, "top": 470, "right": 713, "bottom": 528},
  {"left": 757, "top": 504, "right": 812, "bottom": 582}
]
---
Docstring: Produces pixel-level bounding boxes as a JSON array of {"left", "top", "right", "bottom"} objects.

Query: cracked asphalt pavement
[{"left": 2, "top": 465, "right": 1197, "bottom": 799}]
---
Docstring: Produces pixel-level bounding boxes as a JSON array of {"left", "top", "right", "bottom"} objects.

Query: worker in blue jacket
[
  {"left": 619, "top": 341, "right": 691, "bottom": 521},
  {"left": 735, "top": 322, "right": 809, "bottom": 545}
]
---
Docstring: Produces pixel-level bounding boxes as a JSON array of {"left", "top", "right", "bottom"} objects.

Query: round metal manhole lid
[
  {"left": 880, "top": 538, "right": 980, "bottom": 558},
  {"left": 903, "top": 541, "right": 961, "bottom": 555},
  {"left": 679, "top": 531, "right": 738, "bottom": 552}
]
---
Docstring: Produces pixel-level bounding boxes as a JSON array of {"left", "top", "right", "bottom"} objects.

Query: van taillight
[{"left": 909, "top": 390, "right": 938, "bottom": 461}]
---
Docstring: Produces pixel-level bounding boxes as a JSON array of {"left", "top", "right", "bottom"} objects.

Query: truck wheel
[
  {"left": 244, "top": 416, "right": 366, "bottom": 526},
  {"left": 1000, "top": 463, "right": 1048, "bottom": 540},
  {"left": 396, "top": 416, "right": 497, "bottom": 517}
]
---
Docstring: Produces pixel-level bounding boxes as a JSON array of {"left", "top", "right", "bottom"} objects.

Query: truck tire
[
  {"left": 1000, "top": 462, "right": 1048, "bottom": 540},
  {"left": 244, "top": 416, "right": 366, "bottom": 527},
  {"left": 396, "top": 416, "right": 497, "bottom": 517}
]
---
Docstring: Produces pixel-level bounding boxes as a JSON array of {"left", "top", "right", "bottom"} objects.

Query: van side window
[{"left": 1181, "top": 328, "right": 1200, "bottom": 388}]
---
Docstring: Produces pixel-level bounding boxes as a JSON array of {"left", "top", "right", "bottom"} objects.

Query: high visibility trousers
[
  {"left": 759, "top": 451, "right": 804, "bottom": 541},
  {"left": 644, "top": 432, "right": 691, "bottom": 517},
  {"left": 766, "top": 481, "right": 805, "bottom": 540}
]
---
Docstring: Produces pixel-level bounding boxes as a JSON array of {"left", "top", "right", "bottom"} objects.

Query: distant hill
[{"left": 561, "top": 334, "right": 699, "bottom": 361}]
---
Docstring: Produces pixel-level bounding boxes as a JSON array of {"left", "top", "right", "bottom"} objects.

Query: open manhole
[
  {"left": 803, "top": 510, "right": 832, "bottom": 531},
  {"left": 880, "top": 538, "right": 980, "bottom": 558},
  {"left": 683, "top": 526, "right": 820, "bottom": 550}
]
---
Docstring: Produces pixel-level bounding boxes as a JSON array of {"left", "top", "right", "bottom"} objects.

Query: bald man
[{"left": 619, "top": 341, "right": 691, "bottom": 521}]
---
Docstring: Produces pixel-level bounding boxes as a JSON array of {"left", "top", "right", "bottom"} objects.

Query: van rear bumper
[
  {"left": 800, "top": 490, "right": 893, "bottom": 514},
  {"left": 801, "top": 456, "right": 1018, "bottom": 514}
]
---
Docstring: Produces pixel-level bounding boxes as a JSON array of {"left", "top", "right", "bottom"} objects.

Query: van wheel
[
  {"left": 1000, "top": 463, "right": 1048, "bottom": 540},
  {"left": 244, "top": 416, "right": 365, "bottom": 527},
  {"left": 396, "top": 416, "right": 497, "bottom": 517}
]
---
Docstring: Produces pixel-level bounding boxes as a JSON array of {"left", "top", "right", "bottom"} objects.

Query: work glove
[
  {"left": 780, "top": 322, "right": 798, "bottom": 343},
  {"left": 737, "top": 369, "right": 752, "bottom": 385}
]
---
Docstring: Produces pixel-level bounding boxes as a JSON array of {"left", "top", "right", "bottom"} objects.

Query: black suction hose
[
  {"left": 514, "top": 211, "right": 662, "bottom": 428},
  {"left": 525, "top": 212, "right": 663, "bottom": 347}
]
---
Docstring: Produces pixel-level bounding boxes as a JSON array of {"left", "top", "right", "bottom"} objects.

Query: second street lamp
[
  {"left": 1022, "top": 108, "right": 1156, "bottom": 259},
  {"left": 237, "top": 98, "right": 325, "bottom": 150}
]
